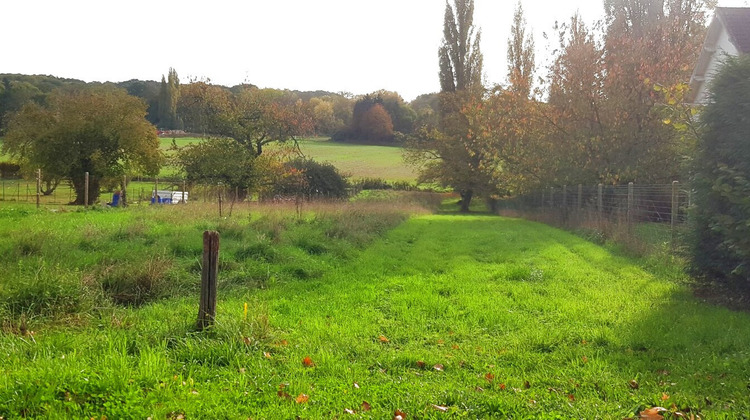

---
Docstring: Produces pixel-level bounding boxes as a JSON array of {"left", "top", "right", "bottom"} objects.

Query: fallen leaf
[
  {"left": 433, "top": 364, "right": 444, "bottom": 372},
  {"left": 582, "top": 355, "right": 588, "bottom": 363},
  {"left": 661, "top": 392, "right": 670, "bottom": 401},
  {"left": 302, "top": 356, "right": 315, "bottom": 367},
  {"left": 629, "top": 380, "right": 639, "bottom": 389},
  {"left": 416, "top": 360, "right": 426, "bottom": 369},
  {"left": 567, "top": 394, "right": 575, "bottom": 402},
  {"left": 393, "top": 409, "right": 407, "bottom": 419},
  {"left": 279, "top": 339, "right": 289, "bottom": 346},
  {"left": 523, "top": 380, "right": 531, "bottom": 389},
  {"left": 379, "top": 335, "right": 390, "bottom": 343},
  {"left": 361, "top": 401, "right": 372, "bottom": 411},
  {"left": 485, "top": 373, "right": 495, "bottom": 382},
  {"left": 277, "top": 390, "right": 292, "bottom": 400},
  {"left": 344, "top": 408, "right": 355, "bottom": 414},
  {"left": 437, "top": 339, "right": 444, "bottom": 344},
  {"left": 499, "top": 383, "right": 506, "bottom": 390},
  {"left": 432, "top": 405, "right": 449, "bottom": 412},
  {"left": 475, "top": 386, "right": 485, "bottom": 392},
  {"left": 639, "top": 406, "right": 667, "bottom": 420},
  {"left": 452, "top": 344, "right": 460, "bottom": 350},
  {"left": 263, "top": 352, "right": 272, "bottom": 359},
  {"left": 243, "top": 337, "right": 251, "bottom": 346},
  {"left": 295, "top": 394, "right": 309, "bottom": 404}
]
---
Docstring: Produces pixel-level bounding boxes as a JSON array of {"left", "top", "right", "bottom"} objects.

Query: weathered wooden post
[
  {"left": 671, "top": 181, "right": 679, "bottom": 249},
  {"left": 597, "top": 184, "right": 603, "bottom": 220},
  {"left": 36, "top": 169, "right": 41, "bottom": 209},
  {"left": 627, "top": 182, "right": 634, "bottom": 225},
  {"left": 197, "top": 230, "right": 220, "bottom": 330},
  {"left": 577, "top": 184, "right": 582, "bottom": 211},
  {"left": 84, "top": 172, "right": 89, "bottom": 209}
]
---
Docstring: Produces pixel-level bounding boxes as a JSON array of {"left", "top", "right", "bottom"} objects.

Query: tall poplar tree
[
  {"left": 438, "top": 0, "right": 483, "bottom": 94},
  {"left": 408, "top": 0, "right": 487, "bottom": 212},
  {"left": 507, "top": 2, "right": 535, "bottom": 98}
]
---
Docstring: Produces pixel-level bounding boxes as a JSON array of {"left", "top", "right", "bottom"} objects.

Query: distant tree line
[{"left": 0, "top": 72, "right": 431, "bottom": 142}]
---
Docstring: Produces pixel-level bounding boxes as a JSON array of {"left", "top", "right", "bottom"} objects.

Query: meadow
[{"left": 1, "top": 196, "right": 749, "bottom": 418}]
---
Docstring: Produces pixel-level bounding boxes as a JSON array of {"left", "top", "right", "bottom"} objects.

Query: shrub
[
  {"left": 274, "top": 158, "right": 348, "bottom": 199},
  {"left": 691, "top": 55, "right": 750, "bottom": 289},
  {"left": 0, "top": 161, "right": 21, "bottom": 178}
]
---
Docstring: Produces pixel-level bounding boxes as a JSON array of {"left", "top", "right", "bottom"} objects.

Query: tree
[
  {"left": 358, "top": 103, "right": 394, "bottom": 142},
  {"left": 176, "top": 136, "right": 257, "bottom": 199},
  {"left": 423, "top": 0, "right": 485, "bottom": 211},
  {"left": 438, "top": 0, "right": 483, "bottom": 94},
  {"left": 3, "top": 86, "right": 162, "bottom": 205},
  {"left": 691, "top": 55, "right": 750, "bottom": 290},
  {"left": 157, "top": 68, "right": 181, "bottom": 130},
  {"left": 507, "top": 2, "right": 535, "bottom": 98},
  {"left": 178, "top": 83, "right": 314, "bottom": 155}
]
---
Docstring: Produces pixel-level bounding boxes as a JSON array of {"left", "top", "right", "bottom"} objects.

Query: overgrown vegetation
[{"left": 691, "top": 55, "right": 750, "bottom": 291}]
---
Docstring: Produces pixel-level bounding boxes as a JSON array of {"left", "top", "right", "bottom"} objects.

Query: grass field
[
  {"left": 158, "top": 136, "right": 418, "bottom": 182},
  {"left": 1, "top": 198, "right": 749, "bottom": 418}
]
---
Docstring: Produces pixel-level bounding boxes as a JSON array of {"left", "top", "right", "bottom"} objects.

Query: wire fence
[{"left": 498, "top": 181, "right": 692, "bottom": 250}]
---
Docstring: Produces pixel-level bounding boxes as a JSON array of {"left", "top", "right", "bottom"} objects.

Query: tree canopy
[{"left": 2, "top": 86, "right": 162, "bottom": 204}]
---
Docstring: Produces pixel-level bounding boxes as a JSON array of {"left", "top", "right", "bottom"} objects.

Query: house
[{"left": 689, "top": 7, "right": 750, "bottom": 104}]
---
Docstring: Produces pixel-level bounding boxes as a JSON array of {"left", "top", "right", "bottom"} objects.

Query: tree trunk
[
  {"left": 70, "top": 173, "right": 101, "bottom": 205},
  {"left": 459, "top": 190, "right": 473, "bottom": 213}
]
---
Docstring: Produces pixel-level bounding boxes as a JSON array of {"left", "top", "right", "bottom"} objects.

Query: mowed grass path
[{"left": 2, "top": 214, "right": 750, "bottom": 418}]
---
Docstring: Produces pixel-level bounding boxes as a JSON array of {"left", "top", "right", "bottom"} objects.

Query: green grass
[
  {"left": 1, "top": 201, "right": 750, "bottom": 418},
  {"left": 156, "top": 136, "right": 418, "bottom": 182},
  {"left": 290, "top": 137, "right": 417, "bottom": 182}
]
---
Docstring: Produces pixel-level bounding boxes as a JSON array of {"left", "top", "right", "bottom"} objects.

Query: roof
[{"left": 716, "top": 7, "right": 750, "bottom": 54}]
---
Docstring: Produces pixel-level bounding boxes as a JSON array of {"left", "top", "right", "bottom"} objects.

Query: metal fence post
[
  {"left": 84, "top": 172, "right": 89, "bottom": 209},
  {"left": 627, "top": 182, "right": 634, "bottom": 225},
  {"left": 36, "top": 169, "right": 41, "bottom": 209},
  {"left": 671, "top": 181, "right": 679, "bottom": 248}
]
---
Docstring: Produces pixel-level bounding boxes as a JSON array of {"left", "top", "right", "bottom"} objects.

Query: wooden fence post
[
  {"left": 36, "top": 169, "right": 41, "bottom": 209},
  {"left": 84, "top": 172, "right": 89, "bottom": 209},
  {"left": 121, "top": 175, "right": 127, "bottom": 207},
  {"left": 197, "top": 231, "right": 220, "bottom": 330},
  {"left": 597, "top": 183, "right": 603, "bottom": 219},
  {"left": 577, "top": 184, "right": 582, "bottom": 211}
]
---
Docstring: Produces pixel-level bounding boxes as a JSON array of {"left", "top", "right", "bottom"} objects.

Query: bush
[
  {"left": 274, "top": 158, "right": 348, "bottom": 199},
  {"left": 691, "top": 55, "right": 750, "bottom": 289},
  {"left": 0, "top": 161, "right": 21, "bottom": 178}
]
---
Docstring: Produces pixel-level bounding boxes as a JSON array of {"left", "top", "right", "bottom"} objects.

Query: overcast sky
[{"left": 3, "top": 0, "right": 749, "bottom": 100}]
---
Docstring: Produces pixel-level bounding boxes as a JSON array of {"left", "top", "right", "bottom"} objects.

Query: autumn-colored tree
[
  {"left": 358, "top": 103, "right": 394, "bottom": 142},
  {"left": 3, "top": 86, "right": 162, "bottom": 204},
  {"left": 600, "top": 0, "right": 707, "bottom": 182},
  {"left": 178, "top": 83, "right": 314, "bottom": 155},
  {"left": 507, "top": 2, "right": 535, "bottom": 98}
]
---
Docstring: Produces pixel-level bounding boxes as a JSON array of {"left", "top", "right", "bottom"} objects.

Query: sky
[{"left": 3, "top": 0, "right": 749, "bottom": 101}]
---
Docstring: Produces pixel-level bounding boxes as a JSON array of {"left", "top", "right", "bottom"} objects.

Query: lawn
[{"left": 1, "top": 199, "right": 749, "bottom": 418}]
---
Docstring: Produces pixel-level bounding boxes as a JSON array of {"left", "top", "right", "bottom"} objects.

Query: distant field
[
  {"left": 160, "top": 136, "right": 419, "bottom": 182},
  {"left": 294, "top": 137, "right": 417, "bottom": 182},
  {"left": 2, "top": 136, "right": 419, "bottom": 183}
]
